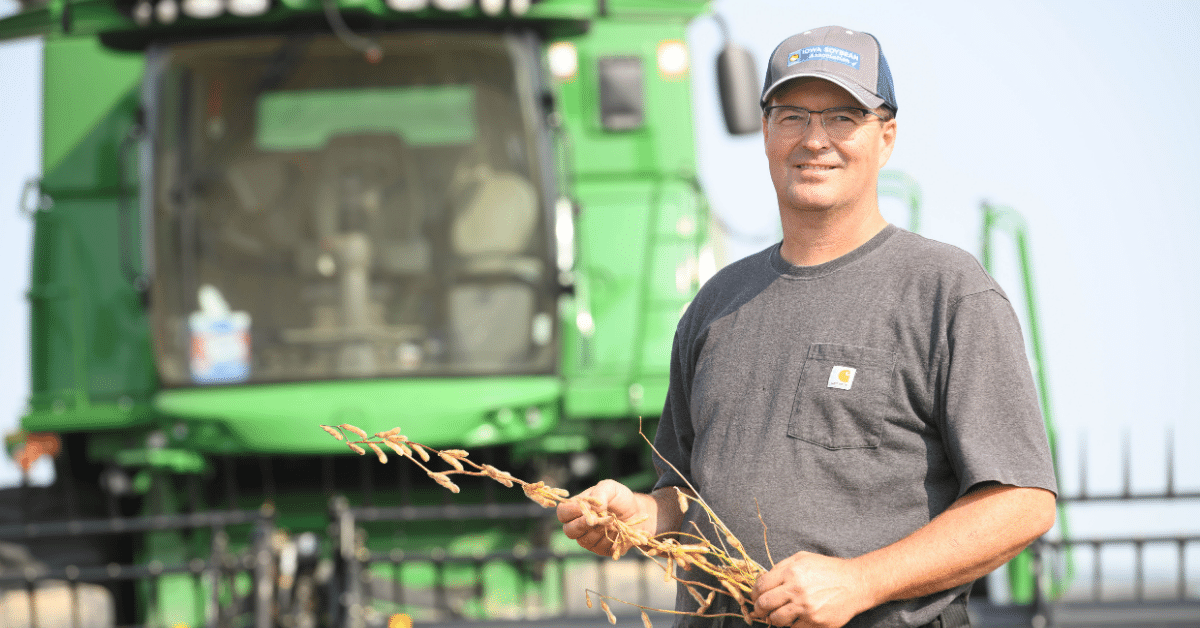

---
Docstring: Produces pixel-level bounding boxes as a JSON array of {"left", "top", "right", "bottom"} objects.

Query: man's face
[{"left": 762, "top": 78, "right": 897, "bottom": 216}]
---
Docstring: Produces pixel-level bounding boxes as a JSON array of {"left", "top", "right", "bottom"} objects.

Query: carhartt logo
[{"left": 827, "top": 366, "right": 856, "bottom": 390}]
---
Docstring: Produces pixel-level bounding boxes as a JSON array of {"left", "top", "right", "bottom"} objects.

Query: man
[{"left": 558, "top": 26, "right": 1058, "bottom": 628}]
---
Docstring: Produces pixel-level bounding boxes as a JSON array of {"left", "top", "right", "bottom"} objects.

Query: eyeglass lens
[{"left": 767, "top": 107, "right": 870, "bottom": 139}]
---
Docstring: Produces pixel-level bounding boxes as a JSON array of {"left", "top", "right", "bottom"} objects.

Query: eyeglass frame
[{"left": 762, "top": 105, "right": 888, "bottom": 139}]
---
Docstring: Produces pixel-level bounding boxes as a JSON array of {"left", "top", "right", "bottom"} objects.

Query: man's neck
[{"left": 778, "top": 206, "right": 889, "bottom": 267}]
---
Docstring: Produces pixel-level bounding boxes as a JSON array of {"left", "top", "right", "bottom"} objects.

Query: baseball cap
[{"left": 760, "top": 26, "right": 897, "bottom": 115}]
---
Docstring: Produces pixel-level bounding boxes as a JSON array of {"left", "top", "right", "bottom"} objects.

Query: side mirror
[{"left": 716, "top": 41, "right": 761, "bottom": 135}]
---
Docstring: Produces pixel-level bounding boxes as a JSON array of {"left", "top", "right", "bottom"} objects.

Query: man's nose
[{"left": 800, "top": 116, "right": 832, "bottom": 148}]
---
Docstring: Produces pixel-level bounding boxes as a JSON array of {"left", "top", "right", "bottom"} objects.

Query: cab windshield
[{"left": 149, "top": 32, "right": 555, "bottom": 385}]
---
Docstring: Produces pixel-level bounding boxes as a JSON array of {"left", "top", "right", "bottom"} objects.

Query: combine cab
[{"left": 0, "top": 1, "right": 761, "bottom": 625}]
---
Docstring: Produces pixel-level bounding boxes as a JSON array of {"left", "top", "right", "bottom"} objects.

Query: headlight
[
  {"left": 548, "top": 42, "right": 578, "bottom": 81},
  {"left": 155, "top": 0, "right": 179, "bottom": 24},
  {"left": 228, "top": 0, "right": 270, "bottom": 16},
  {"left": 386, "top": 0, "right": 428, "bottom": 10},
  {"left": 182, "top": 0, "right": 223, "bottom": 18}
]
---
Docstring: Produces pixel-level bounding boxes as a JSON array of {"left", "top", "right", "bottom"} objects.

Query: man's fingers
[
  {"left": 562, "top": 512, "right": 604, "bottom": 540},
  {"left": 750, "top": 553, "right": 813, "bottom": 626},
  {"left": 570, "top": 527, "right": 615, "bottom": 556},
  {"left": 753, "top": 550, "right": 812, "bottom": 599},
  {"left": 750, "top": 584, "right": 781, "bottom": 620},
  {"left": 752, "top": 562, "right": 787, "bottom": 601},
  {"left": 557, "top": 480, "right": 642, "bottom": 557},
  {"left": 749, "top": 587, "right": 802, "bottom": 628},
  {"left": 555, "top": 499, "right": 581, "bottom": 524},
  {"left": 580, "top": 529, "right": 611, "bottom": 551},
  {"left": 767, "top": 607, "right": 798, "bottom": 628},
  {"left": 558, "top": 484, "right": 614, "bottom": 555},
  {"left": 557, "top": 483, "right": 613, "bottom": 523}
]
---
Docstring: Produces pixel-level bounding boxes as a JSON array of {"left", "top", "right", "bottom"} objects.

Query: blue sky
[{"left": 1, "top": 0, "right": 1198, "bottom": 570}]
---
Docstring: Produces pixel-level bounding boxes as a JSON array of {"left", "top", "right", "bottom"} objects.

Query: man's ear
[{"left": 877, "top": 118, "right": 897, "bottom": 168}]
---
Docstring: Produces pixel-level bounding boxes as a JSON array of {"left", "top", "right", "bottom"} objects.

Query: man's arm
[
  {"left": 750, "top": 484, "right": 1056, "bottom": 628},
  {"left": 557, "top": 480, "right": 692, "bottom": 557}
]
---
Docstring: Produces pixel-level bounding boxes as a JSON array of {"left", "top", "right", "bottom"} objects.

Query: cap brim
[{"left": 761, "top": 72, "right": 885, "bottom": 110}]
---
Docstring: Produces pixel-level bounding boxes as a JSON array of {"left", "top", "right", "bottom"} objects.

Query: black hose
[
  {"left": 320, "top": 0, "right": 383, "bottom": 64},
  {"left": 116, "top": 117, "right": 150, "bottom": 293}
]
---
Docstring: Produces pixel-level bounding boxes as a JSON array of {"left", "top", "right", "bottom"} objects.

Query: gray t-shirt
[{"left": 652, "top": 225, "right": 1058, "bottom": 628}]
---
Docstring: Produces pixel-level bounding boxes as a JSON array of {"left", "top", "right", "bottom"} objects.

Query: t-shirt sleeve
[
  {"left": 941, "top": 289, "right": 1059, "bottom": 498},
  {"left": 653, "top": 329, "right": 696, "bottom": 491}
]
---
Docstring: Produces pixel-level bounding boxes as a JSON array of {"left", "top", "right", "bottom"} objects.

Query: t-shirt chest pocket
[{"left": 788, "top": 344, "right": 897, "bottom": 449}]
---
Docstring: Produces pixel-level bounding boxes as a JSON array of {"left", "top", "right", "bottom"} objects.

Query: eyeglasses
[{"left": 763, "top": 105, "right": 885, "bottom": 140}]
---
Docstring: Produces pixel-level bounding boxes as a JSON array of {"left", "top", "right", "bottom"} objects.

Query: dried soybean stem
[
  {"left": 756, "top": 497, "right": 775, "bottom": 568},
  {"left": 318, "top": 422, "right": 771, "bottom": 626},
  {"left": 581, "top": 589, "right": 750, "bottom": 623}
]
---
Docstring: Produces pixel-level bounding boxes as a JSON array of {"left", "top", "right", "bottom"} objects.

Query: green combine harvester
[
  {"left": 0, "top": 0, "right": 771, "bottom": 625},
  {"left": 0, "top": 0, "right": 1066, "bottom": 624}
]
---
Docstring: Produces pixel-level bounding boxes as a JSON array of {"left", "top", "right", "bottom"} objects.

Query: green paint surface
[
  {"left": 155, "top": 376, "right": 563, "bottom": 451},
  {"left": 42, "top": 36, "right": 142, "bottom": 175}
]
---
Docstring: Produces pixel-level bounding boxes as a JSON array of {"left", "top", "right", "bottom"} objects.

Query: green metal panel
[
  {"left": 0, "top": 0, "right": 180, "bottom": 39},
  {"left": 25, "top": 39, "right": 155, "bottom": 431},
  {"left": 608, "top": 0, "right": 707, "bottom": 15},
  {"left": 570, "top": 179, "right": 654, "bottom": 372},
  {"left": 23, "top": 401, "right": 155, "bottom": 431},
  {"left": 0, "top": 0, "right": 708, "bottom": 41},
  {"left": 523, "top": 0, "right": 596, "bottom": 19},
  {"left": 553, "top": 18, "right": 698, "bottom": 179},
  {"left": 25, "top": 198, "right": 156, "bottom": 411},
  {"left": 639, "top": 178, "right": 701, "bottom": 373},
  {"left": 563, "top": 177, "right": 701, "bottom": 419},
  {"left": 24, "top": 38, "right": 152, "bottom": 418},
  {"left": 154, "top": 376, "right": 563, "bottom": 451},
  {"left": 548, "top": 13, "right": 707, "bottom": 421},
  {"left": 42, "top": 36, "right": 142, "bottom": 176},
  {"left": 40, "top": 90, "right": 141, "bottom": 194},
  {"left": 0, "top": 6, "right": 55, "bottom": 39}
]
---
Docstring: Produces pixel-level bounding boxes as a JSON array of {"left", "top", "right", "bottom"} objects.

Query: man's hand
[
  {"left": 559, "top": 481, "right": 692, "bottom": 558},
  {"left": 557, "top": 479, "right": 654, "bottom": 558},
  {"left": 749, "top": 551, "right": 872, "bottom": 628},
  {"left": 748, "top": 485, "right": 1055, "bottom": 627}
]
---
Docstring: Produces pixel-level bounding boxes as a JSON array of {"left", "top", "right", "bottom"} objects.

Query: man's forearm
[{"left": 851, "top": 484, "right": 1056, "bottom": 607}]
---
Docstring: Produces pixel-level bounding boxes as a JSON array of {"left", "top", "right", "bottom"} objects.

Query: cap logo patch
[
  {"left": 791, "top": 45, "right": 861, "bottom": 70},
  {"left": 827, "top": 366, "right": 856, "bottom": 390}
]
